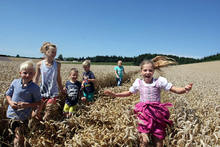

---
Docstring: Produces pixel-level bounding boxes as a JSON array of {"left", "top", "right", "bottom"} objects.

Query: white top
[
  {"left": 40, "top": 60, "right": 59, "bottom": 98},
  {"left": 129, "top": 77, "right": 172, "bottom": 102}
]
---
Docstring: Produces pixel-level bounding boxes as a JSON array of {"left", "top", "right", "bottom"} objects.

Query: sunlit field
[{"left": 0, "top": 57, "right": 219, "bottom": 146}]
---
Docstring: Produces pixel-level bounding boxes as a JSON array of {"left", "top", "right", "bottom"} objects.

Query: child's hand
[
  {"left": 185, "top": 83, "right": 193, "bottom": 93},
  {"left": 81, "top": 97, "right": 86, "bottom": 102},
  {"left": 81, "top": 83, "right": 85, "bottom": 88},
  {"left": 83, "top": 76, "right": 88, "bottom": 80},
  {"left": 104, "top": 90, "right": 115, "bottom": 97},
  {"left": 9, "top": 101, "right": 18, "bottom": 109},
  {"left": 62, "top": 87, "right": 67, "bottom": 94},
  {"left": 17, "top": 101, "right": 29, "bottom": 109}
]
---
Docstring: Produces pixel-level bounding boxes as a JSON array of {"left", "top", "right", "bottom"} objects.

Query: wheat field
[{"left": 0, "top": 57, "right": 219, "bottom": 146}]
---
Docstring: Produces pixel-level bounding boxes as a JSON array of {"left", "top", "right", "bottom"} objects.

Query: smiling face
[
  {"left": 20, "top": 68, "right": 35, "bottom": 84},
  {"left": 69, "top": 71, "right": 78, "bottom": 82},
  {"left": 141, "top": 63, "right": 155, "bottom": 83},
  {"left": 45, "top": 46, "right": 57, "bottom": 60}
]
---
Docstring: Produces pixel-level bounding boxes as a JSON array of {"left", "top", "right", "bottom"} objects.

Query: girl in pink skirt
[{"left": 104, "top": 56, "right": 192, "bottom": 147}]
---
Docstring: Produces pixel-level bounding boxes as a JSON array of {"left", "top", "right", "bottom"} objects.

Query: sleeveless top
[
  {"left": 40, "top": 60, "right": 59, "bottom": 98},
  {"left": 129, "top": 77, "right": 172, "bottom": 102}
]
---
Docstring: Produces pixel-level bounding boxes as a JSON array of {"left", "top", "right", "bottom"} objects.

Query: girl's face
[
  {"left": 141, "top": 63, "right": 155, "bottom": 83},
  {"left": 45, "top": 47, "right": 57, "bottom": 59},
  {"left": 70, "top": 71, "right": 78, "bottom": 81},
  {"left": 20, "top": 68, "right": 35, "bottom": 84}
]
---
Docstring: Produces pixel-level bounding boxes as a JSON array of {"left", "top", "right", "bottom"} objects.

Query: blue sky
[{"left": 0, "top": 0, "right": 219, "bottom": 59}]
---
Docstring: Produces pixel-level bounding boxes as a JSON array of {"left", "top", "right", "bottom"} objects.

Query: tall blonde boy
[{"left": 6, "top": 60, "right": 41, "bottom": 146}]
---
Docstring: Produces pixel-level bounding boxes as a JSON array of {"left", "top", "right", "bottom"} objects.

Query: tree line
[
  {"left": 61, "top": 53, "right": 220, "bottom": 65},
  {"left": 1, "top": 52, "right": 219, "bottom": 65}
]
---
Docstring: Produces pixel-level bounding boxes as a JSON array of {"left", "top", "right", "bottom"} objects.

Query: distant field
[
  {"left": 0, "top": 57, "right": 219, "bottom": 146},
  {"left": 61, "top": 61, "right": 135, "bottom": 66}
]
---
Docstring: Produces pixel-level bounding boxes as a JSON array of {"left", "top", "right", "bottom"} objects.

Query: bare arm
[
  {"left": 104, "top": 90, "right": 133, "bottom": 97},
  {"left": 88, "top": 78, "right": 96, "bottom": 83},
  {"left": 57, "top": 62, "right": 64, "bottom": 92},
  {"left": 114, "top": 70, "right": 119, "bottom": 78},
  {"left": 170, "top": 83, "right": 193, "bottom": 94},
  {"left": 17, "top": 101, "right": 41, "bottom": 109},
  {"left": 6, "top": 95, "right": 18, "bottom": 109},
  {"left": 33, "top": 61, "right": 41, "bottom": 84}
]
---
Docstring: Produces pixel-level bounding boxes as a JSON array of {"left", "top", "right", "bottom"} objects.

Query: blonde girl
[
  {"left": 33, "top": 42, "right": 64, "bottom": 120},
  {"left": 105, "top": 56, "right": 192, "bottom": 147}
]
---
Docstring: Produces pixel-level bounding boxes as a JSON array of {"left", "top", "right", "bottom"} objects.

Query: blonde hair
[
  {"left": 82, "top": 60, "right": 91, "bottom": 67},
  {"left": 118, "top": 60, "right": 122, "bottom": 64},
  {"left": 70, "top": 68, "right": 78, "bottom": 74},
  {"left": 140, "top": 56, "right": 177, "bottom": 71},
  {"left": 40, "top": 42, "right": 57, "bottom": 54},
  {"left": 20, "top": 60, "right": 35, "bottom": 72}
]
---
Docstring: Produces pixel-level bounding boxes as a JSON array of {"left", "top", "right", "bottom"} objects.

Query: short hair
[
  {"left": 82, "top": 60, "right": 91, "bottom": 67},
  {"left": 118, "top": 60, "right": 122, "bottom": 63},
  {"left": 40, "top": 42, "right": 57, "bottom": 54},
  {"left": 70, "top": 68, "right": 78, "bottom": 74},
  {"left": 20, "top": 60, "right": 35, "bottom": 72}
]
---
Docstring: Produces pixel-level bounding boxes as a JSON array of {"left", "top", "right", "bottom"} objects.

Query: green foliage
[
  {"left": 200, "top": 53, "right": 220, "bottom": 62},
  {"left": 57, "top": 54, "right": 64, "bottom": 61},
  {"left": 63, "top": 53, "right": 220, "bottom": 65},
  {"left": 133, "top": 53, "right": 199, "bottom": 65}
]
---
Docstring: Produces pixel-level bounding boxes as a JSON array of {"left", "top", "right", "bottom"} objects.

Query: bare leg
[
  {"left": 14, "top": 127, "right": 24, "bottom": 147},
  {"left": 152, "top": 136, "right": 163, "bottom": 147},
  {"left": 139, "top": 133, "right": 149, "bottom": 147}
]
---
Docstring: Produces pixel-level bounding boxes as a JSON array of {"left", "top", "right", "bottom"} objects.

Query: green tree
[{"left": 58, "top": 54, "right": 64, "bottom": 61}]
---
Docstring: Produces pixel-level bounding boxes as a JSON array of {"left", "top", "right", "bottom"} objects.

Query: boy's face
[
  {"left": 20, "top": 68, "right": 35, "bottom": 83},
  {"left": 83, "top": 65, "right": 90, "bottom": 72},
  {"left": 70, "top": 71, "right": 78, "bottom": 81},
  {"left": 118, "top": 61, "right": 122, "bottom": 66}
]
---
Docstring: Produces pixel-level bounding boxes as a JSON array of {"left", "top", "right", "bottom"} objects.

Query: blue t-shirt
[
  {"left": 65, "top": 80, "right": 81, "bottom": 106},
  {"left": 6, "top": 79, "right": 41, "bottom": 121},
  {"left": 83, "top": 71, "right": 95, "bottom": 93},
  {"left": 114, "top": 66, "right": 124, "bottom": 79}
]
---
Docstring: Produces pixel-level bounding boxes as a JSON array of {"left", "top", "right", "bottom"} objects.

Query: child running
[
  {"left": 114, "top": 60, "right": 125, "bottom": 86},
  {"left": 33, "top": 42, "right": 64, "bottom": 121},
  {"left": 81, "top": 60, "right": 96, "bottom": 103},
  {"left": 104, "top": 56, "right": 193, "bottom": 147},
  {"left": 6, "top": 60, "right": 41, "bottom": 146},
  {"left": 63, "top": 68, "right": 81, "bottom": 118}
]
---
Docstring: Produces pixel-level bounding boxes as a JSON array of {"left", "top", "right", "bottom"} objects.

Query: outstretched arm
[
  {"left": 170, "top": 83, "right": 193, "bottom": 94},
  {"left": 104, "top": 90, "right": 133, "bottom": 97}
]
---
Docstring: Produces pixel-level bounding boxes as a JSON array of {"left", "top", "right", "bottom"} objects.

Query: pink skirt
[{"left": 134, "top": 102, "right": 173, "bottom": 140}]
